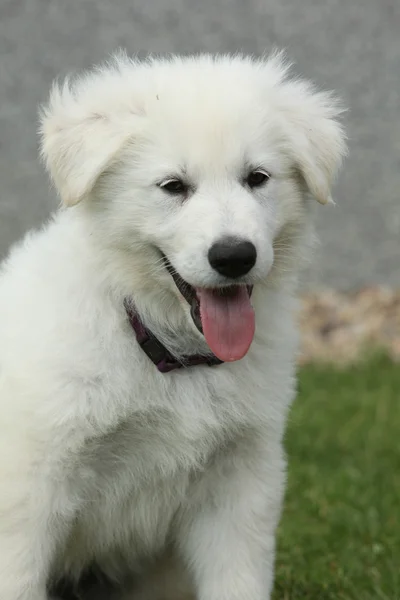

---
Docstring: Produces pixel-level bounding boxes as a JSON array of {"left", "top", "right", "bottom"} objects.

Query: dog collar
[{"left": 124, "top": 300, "right": 223, "bottom": 373}]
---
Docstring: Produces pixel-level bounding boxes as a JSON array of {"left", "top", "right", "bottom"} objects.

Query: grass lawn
[{"left": 273, "top": 355, "right": 400, "bottom": 600}]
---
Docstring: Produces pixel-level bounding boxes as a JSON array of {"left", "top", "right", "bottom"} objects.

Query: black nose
[{"left": 208, "top": 237, "right": 257, "bottom": 279}]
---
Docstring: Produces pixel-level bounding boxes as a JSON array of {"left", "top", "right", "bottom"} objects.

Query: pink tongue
[{"left": 196, "top": 287, "right": 255, "bottom": 362}]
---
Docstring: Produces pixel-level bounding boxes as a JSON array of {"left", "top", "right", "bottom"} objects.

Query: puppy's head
[{"left": 40, "top": 53, "right": 346, "bottom": 361}]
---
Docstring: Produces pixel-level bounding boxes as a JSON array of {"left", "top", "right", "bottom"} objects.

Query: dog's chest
[
  {"left": 61, "top": 381, "right": 241, "bottom": 574},
  {"left": 80, "top": 396, "right": 227, "bottom": 486}
]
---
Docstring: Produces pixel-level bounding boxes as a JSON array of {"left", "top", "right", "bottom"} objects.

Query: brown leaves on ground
[{"left": 298, "top": 287, "right": 400, "bottom": 365}]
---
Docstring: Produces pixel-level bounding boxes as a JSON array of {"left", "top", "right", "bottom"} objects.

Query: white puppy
[{"left": 0, "top": 53, "right": 346, "bottom": 600}]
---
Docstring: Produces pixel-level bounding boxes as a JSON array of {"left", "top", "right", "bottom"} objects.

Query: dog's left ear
[
  {"left": 278, "top": 79, "right": 347, "bottom": 205},
  {"left": 39, "top": 75, "right": 138, "bottom": 207}
]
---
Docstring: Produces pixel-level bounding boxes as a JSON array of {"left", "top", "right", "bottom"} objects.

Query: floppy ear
[
  {"left": 278, "top": 79, "right": 347, "bottom": 205},
  {"left": 39, "top": 76, "right": 137, "bottom": 207}
]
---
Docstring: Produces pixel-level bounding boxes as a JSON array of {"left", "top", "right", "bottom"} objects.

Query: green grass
[{"left": 273, "top": 355, "right": 400, "bottom": 600}]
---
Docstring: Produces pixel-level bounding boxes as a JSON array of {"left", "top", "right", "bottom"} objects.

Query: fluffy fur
[{"left": 0, "top": 52, "right": 346, "bottom": 600}]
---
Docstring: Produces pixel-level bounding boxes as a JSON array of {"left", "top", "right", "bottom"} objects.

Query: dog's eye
[
  {"left": 159, "top": 179, "right": 187, "bottom": 195},
  {"left": 246, "top": 170, "right": 270, "bottom": 188}
]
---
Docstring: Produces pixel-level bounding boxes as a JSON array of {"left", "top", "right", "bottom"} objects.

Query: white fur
[{"left": 0, "top": 52, "right": 346, "bottom": 600}]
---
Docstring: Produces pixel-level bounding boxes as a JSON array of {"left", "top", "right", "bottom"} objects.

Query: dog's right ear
[
  {"left": 262, "top": 53, "right": 347, "bottom": 205},
  {"left": 39, "top": 75, "right": 138, "bottom": 207},
  {"left": 278, "top": 82, "right": 347, "bottom": 206}
]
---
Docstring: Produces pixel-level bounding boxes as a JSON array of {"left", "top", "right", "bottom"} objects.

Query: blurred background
[{"left": 0, "top": 0, "right": 399, "bottom": 290}]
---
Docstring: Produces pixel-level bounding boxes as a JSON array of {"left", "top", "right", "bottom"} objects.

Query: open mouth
[{"left": 163, "top": 255, "right": 255, "bottom": 362}]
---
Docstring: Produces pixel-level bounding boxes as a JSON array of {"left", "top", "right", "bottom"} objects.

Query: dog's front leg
[
  {"left": 0, "top": 509, "right": 54, "bottom": 600},
  {"left": 0, "top": 455, "right": 67, "bottom": 600},
  {"left": 178, "top": 435, "right": 285, "bottom": 600}
]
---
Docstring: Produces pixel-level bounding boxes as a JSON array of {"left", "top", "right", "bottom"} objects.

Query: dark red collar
[{"left": 124, "top": 299, "right": 223, "bottom": 373}]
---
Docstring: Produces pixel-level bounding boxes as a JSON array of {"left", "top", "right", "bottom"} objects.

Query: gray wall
[{"left": 1, "top": 0, "right": 399, "bottom": 289}]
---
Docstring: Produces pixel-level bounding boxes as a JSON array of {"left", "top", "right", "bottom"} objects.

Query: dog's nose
[{"left": 208, "top": 237, "right": 257, "bottom": 279}]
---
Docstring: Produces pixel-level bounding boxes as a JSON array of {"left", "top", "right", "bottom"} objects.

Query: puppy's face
[{"left": 41, "top": 54, "right": 346, "bottom": 360}]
